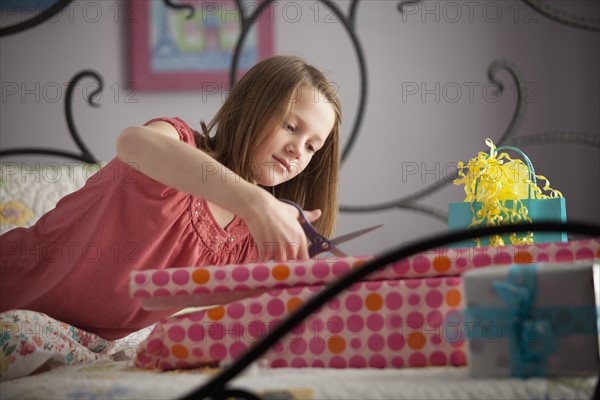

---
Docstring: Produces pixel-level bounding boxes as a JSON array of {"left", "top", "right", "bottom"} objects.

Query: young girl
[{"left": 0, "top": 55, "right": 342, "bottom": 340}]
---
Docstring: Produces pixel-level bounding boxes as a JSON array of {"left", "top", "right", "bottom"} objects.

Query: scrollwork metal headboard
[
  {"left": 1, "top": 0, "right": 598, "bottom": 223},
  {"left": 0, "top": 70, "right": 102, "bottom": 163}
]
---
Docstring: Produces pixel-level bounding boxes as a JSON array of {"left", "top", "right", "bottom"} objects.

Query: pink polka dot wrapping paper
[
  {"left": 129, "top": 239, "right": 600, "bottom": 311},
  {"left": 134, "top": 278, "right": 467, "bottom": 370},
  {"left": 130, "top": 239, "right": 599, "bottom": 371}
]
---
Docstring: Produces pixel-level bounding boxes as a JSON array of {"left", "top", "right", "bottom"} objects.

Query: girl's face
[{"left": 252, "top": 87, "right": 336, "bottom": 187}]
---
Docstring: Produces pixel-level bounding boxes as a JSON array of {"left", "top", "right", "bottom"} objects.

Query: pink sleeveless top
[{"left": 0, "top": 117, "right": 258, "bottom": 339}]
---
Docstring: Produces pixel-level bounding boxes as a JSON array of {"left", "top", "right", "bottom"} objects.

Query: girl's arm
[{"left": 116, "top": 121, "right": 319, "bottom": 262}]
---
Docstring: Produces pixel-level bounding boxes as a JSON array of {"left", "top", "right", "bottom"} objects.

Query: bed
[{"left": 1, "top": 1, "right": 599, "bottom": 399}]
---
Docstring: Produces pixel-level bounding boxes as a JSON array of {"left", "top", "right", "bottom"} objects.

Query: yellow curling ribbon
[{"left": 453, "top": 138, "right": 563, "bottom": 246}]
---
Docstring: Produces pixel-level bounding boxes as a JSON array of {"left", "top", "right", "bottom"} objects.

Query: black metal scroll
[
  {"left": 521, "top": 0, "right": 600, "bottom": 31},
  {"left": 339, "top": 58, "right": 529, "bottom": 222},
  {"left": 506, "top": 131, "right": 600, "bottom": 148},
  {"left": 0, "top": 0, "right": 74, "bottom": 37},
  {"left": 0, "top": 70, "right": 102, "bottom": 163},
  {"left": 163, "top": 0, "right": 195, "bottom": 20}
]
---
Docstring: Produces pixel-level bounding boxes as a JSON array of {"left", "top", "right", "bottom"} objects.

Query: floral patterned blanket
[{"left": 0, "top": 310, "right": 150, "bottom": 381}]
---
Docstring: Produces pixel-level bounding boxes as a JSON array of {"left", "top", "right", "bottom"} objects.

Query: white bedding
[{"left": 1, "top": 359, "right": 596, "bottom": 400}]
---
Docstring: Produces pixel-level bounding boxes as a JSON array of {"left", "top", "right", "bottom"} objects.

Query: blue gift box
[{"left": 462, "top": 260, "right": 599, "bottom": 378}]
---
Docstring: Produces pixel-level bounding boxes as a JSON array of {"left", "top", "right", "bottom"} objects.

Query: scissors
[{"left": 281, "top": 199, "right": 383, "bottom": 258}]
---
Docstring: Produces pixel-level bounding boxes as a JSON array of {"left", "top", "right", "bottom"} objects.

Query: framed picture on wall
[{"left": 128, "top": 0, "right": 274, "bottom": 91}]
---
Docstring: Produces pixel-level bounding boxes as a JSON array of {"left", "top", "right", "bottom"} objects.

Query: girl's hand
[{"left": 241, "top": 192, "right": 322, "bottom": 262}]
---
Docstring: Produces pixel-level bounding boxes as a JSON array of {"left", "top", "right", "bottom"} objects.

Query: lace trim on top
[{"left": 189, "top": 197, "right": 249, "bottom": 255}]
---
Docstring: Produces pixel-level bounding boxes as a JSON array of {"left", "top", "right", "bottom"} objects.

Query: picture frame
[{"left": 128, "top": 0, "right": 274, "bottom": 91}]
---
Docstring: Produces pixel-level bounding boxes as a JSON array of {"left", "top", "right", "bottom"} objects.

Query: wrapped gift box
[
  {"left": 462, "top": 260, "right": 599, "bottom": 378},
  {"left": 130, "top": 239, "right": 600, "bottom": 310},
  {"left": 130, "top": 239, "right": 599, "bottom": 371},
  {"left": 134, "top": 277, "right": 467, "bottom": 370}
]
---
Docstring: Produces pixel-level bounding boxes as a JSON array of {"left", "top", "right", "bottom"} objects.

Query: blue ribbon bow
[{"left": 464, "top": 264, "right": 597, "bottom": 377}]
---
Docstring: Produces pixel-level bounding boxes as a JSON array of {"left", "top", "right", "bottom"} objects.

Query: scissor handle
[{"left": 280, "top": 199, "right": 333, "bottom": 257}]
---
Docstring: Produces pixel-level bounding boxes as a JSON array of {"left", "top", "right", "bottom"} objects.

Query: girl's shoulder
[{"left": 144, "top": 117, "right": 197, "bottom": 146}]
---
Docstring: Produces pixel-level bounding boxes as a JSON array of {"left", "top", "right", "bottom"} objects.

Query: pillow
[{"left": 0, "top": 162, "right": 102, "bottom": 234}]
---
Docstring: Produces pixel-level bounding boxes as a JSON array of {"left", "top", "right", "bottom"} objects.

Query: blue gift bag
[
  {"left": 449, "top": 144, "right": 567, "bottom": 248},
  {"left": 448, "top": 198, "right": 567, "bottom": 247}
]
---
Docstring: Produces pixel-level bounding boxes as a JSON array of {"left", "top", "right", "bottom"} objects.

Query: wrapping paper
[
  {"left": 462, "top": 261, "right": 599, "bottom": 378},
  {"left": 130, "top": 239, "right": 600, "bottom": 310},
  {"left": 134, "top": 277, "right": 467, "bottom": 370},
  {"left": 130, "top": 239, "right": 599, "bottom": 371}
]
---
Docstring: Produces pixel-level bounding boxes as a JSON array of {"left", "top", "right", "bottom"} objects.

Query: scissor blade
[{"left": 329, "top": 224, "right": 383, "bottom": 246}]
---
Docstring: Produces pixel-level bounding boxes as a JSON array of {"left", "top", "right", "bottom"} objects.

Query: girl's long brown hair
[{"left": 195, "top": 55, "right": 341, "bottom": 238}]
